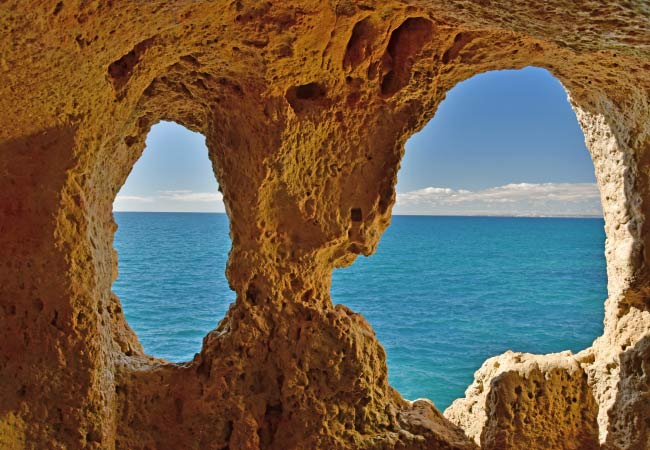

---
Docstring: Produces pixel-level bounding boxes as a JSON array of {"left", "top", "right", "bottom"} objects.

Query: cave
[{"left": 1, "top": 2, "right": 649, "bottom": 449}]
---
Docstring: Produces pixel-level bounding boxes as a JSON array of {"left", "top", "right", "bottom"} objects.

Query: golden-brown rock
[
  {"left": 0, "top": 1, "right": 649, "bottom": 449},
  {"left": 445, "top": 350, "right": 600, "bottom": 449}
]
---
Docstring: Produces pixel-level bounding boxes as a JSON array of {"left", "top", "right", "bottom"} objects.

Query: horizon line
[{"left": 112, "top": 210, "right": 604, "bottom": 219}]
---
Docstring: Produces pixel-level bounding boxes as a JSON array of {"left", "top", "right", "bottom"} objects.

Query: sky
[
  {"left": 113, "top": 67, "right": 602, "bottom": 216},
  {"left": 113, "top": 124, "right": 225, "bottom": 213}
]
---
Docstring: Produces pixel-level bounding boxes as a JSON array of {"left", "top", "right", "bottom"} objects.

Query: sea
[{"left": 112, "top": 212, "right": 606, "bottom": 411}]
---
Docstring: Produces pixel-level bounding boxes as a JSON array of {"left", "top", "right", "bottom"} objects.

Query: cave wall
[{"left": 0, "top": 1, "right": 649, "bottom": 449}]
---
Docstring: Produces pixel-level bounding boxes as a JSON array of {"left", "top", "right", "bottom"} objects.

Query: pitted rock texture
[
  {"left": 0, "top": 1, "right": 649, "bottom": 449},
  {"left": 445, "top": 350, "right": 600, "bottom": 450}
]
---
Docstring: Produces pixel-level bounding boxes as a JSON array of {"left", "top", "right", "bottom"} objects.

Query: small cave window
[
  {"left": 331, "top": 67, "right": 607, "bottom": 410},
  {"left": 112, "top": 121, "right": 233, "bottom": 361}
]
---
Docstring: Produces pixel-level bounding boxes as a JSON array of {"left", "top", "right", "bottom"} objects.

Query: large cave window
[
  {"left": 331, "top": 67, "right": 606, "bottom": 410},
  {"left": 112, "top": 121, "right": 233, "bottom": 361}
]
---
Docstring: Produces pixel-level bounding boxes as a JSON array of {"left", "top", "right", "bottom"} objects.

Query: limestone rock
[
  {"left": 445, "top": 350, "right": 600, "bottom": 449},
  {"left": 0, "top": 1, "right": 649, "bottom": 449}
]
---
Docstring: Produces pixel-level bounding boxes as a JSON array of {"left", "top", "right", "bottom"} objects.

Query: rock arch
[{"left": 0, "top": 2, "right": 648, "bottom": 449}]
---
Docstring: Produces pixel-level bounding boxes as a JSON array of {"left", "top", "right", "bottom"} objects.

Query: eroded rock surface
[
  {"left": 0, "top": 1, "right": 649, "bottom": 449},
  {"left": 445, "top": 351, "right": 600, "bottom": 450}
]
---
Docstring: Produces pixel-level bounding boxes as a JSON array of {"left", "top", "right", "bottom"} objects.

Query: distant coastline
[{"left": 391, "top": 213, "right": 603, "bottom": 219}]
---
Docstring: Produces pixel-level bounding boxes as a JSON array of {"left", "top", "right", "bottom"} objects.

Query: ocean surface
[{"left": 112, "top": 212, "right": 606, "bottom": 410}]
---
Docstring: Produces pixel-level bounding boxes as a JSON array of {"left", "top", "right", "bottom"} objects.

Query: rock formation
[{"left": 0, "top": 1, "right": 648, "bottom": 449}]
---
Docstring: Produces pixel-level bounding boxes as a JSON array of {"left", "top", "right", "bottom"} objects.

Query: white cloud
[
  {"left": 114, "top": 183, "right": 602, "bottom": 217},
  {"left": 114, "top": 195, "right": 154, "bottom": 203},
  {"left": 394, "top": 183, "right": 602, "bottom": 217},
  {"left": 158, "top": 190, "right": 223, "bottom": 202},
  {"left": 113, "top": 189, "right": 225, "bottom": 212}
]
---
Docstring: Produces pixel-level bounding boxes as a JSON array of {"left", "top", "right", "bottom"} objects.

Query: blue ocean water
[
  {"left": 113, "top": 212, "right": 606, "bottom": 410},
  {"left": 112, "top": 212, "right": 234, "bottom": 358}
]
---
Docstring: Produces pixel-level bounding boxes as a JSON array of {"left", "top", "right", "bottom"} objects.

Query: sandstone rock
[
  {"left": 0, "top": 1, "right": 649, "bottom": 449},
  {"left": 445, "top": 350, "right": 600, "bottom": 449}
]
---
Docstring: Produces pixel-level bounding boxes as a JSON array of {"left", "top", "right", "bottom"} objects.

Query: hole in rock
[
  {"left": 332, "top": 67, "right": 606, "bottom": 410},
  {"left": 112, "top": 121, "right": 233, "bottom": 361},
  {"left": 286, "top": 82, "right": 328, "bottom": 114}
]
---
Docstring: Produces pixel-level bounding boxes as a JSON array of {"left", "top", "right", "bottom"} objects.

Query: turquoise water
[{"left": 112, "top": 212, "right": 606, "bottom": 410}]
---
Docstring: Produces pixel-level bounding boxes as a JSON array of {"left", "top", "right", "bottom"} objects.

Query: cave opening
[
  {"left": 112, "top": 121, "right": 233, "bottom": 362},
  {"left": 332, "top": 67, "right": 607, "bottom": 410}
]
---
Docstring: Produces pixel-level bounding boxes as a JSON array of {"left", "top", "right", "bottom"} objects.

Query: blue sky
[
  {"left": 114, "top": 67, "right": 602, "bottom": 216},
  {"left": 113, "top": 123, "right": 224, "bottom": 213}
]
